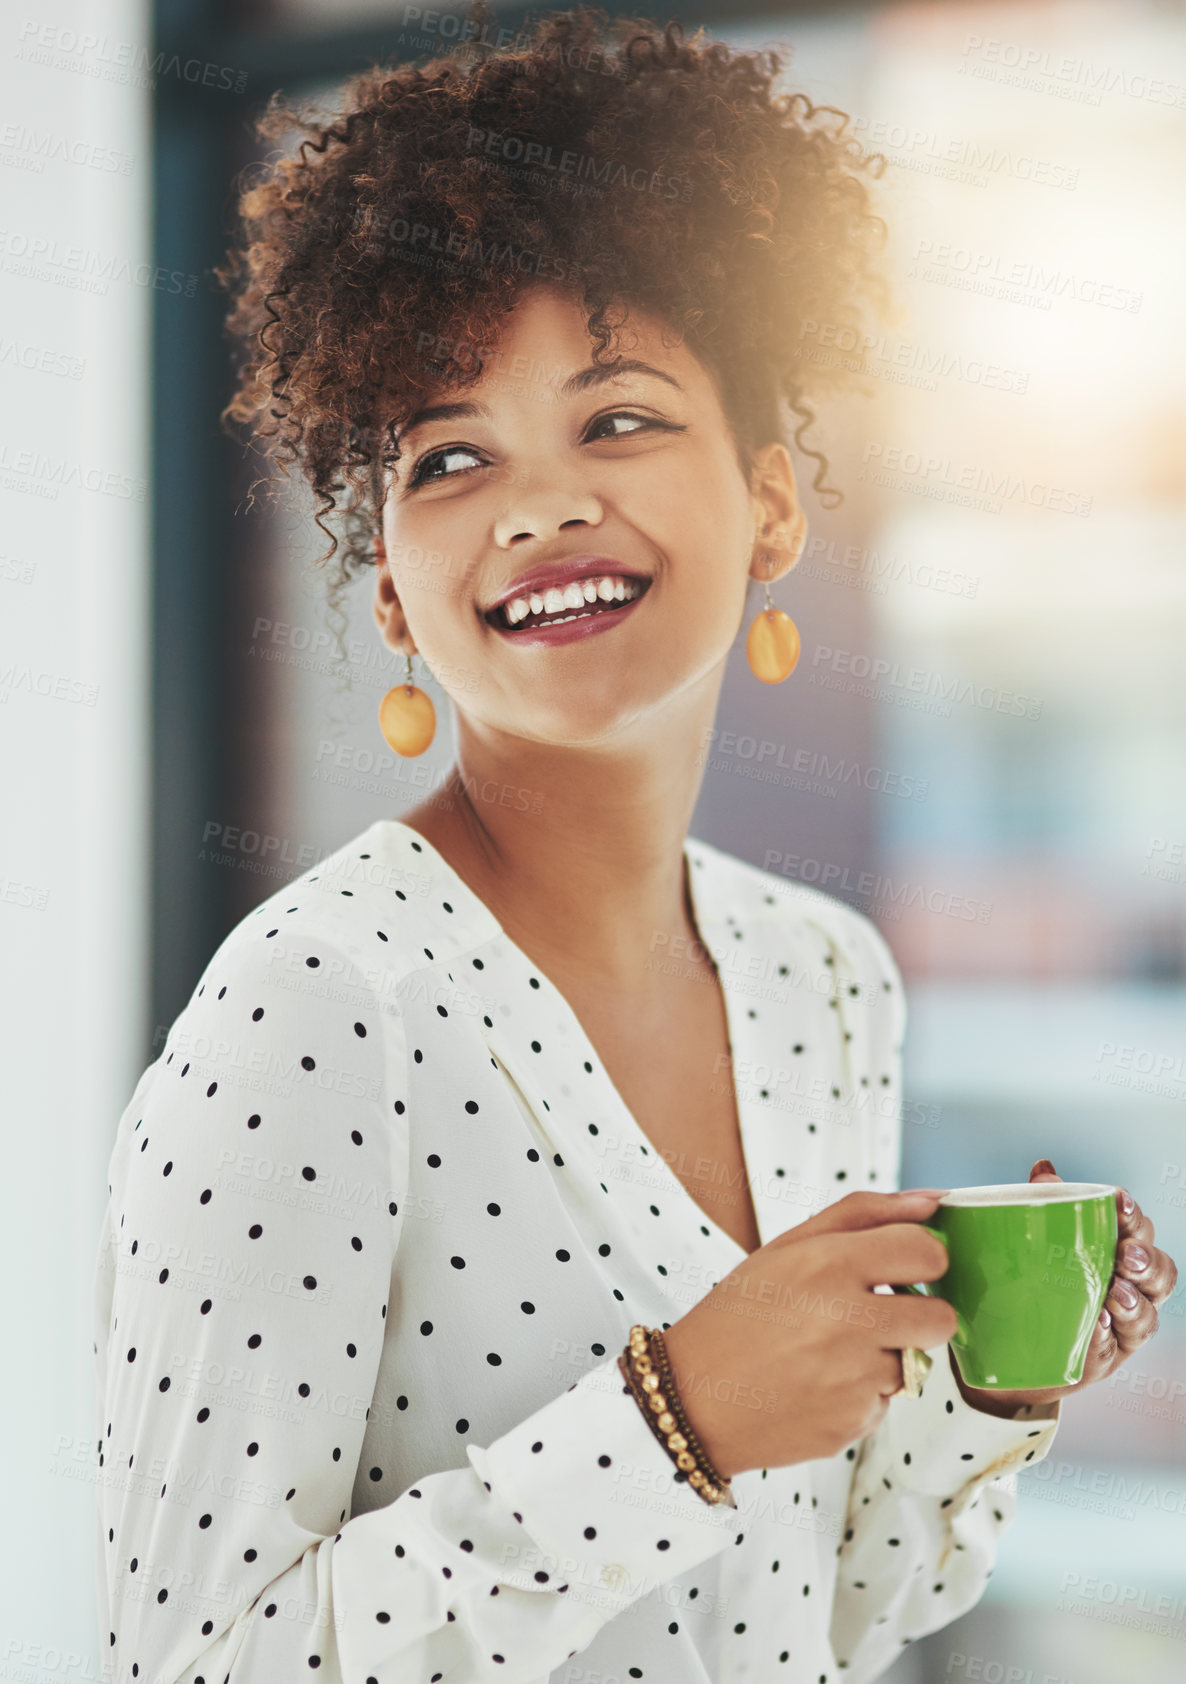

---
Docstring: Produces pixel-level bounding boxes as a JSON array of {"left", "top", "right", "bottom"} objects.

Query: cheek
[
  {"left": 627, "top": 461, "right": 744, "bottom": 569},
  {"left": 384, "top": 496, "right": 488, "bottom": 620},
  {"left": 383, "top": 512, "right": 473, "bottom": 623},
  {"left": 394, "top": 570, "right": 477, "bottom": 660},
  {"left": 659, "top": 501, "right": 750, "bottom": 615}
]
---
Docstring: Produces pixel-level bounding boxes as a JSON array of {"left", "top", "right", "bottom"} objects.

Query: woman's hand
[
  {"left": 660, "top": 1190, "right": 959, "bottom": 1480},
  {"left": 951, "top": 1159, "right": 1181, "bottom": 1418}
]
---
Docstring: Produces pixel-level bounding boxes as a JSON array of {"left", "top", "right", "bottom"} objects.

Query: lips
[
  {"left": 488, "top": 573, "right": 649, "bottom": 630},
  {"left": 483, "top": 555, "right": 651, "bottom": 615},
  {"left": 487, "top": 582, "right": 650, "bottom": 647}
]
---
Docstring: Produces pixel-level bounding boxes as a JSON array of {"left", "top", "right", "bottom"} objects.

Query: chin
[{"left": 502, "top": 691, "right": 664, "bottom": 750}]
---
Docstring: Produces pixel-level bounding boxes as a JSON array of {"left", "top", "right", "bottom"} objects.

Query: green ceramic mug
[{"left": 895, "top": 1181, "right": 1119, "bottom": 1391}]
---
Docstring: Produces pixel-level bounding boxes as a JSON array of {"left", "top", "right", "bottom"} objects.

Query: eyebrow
[{"left": 395, "top": 358, "right": 685, "bottom": 442}]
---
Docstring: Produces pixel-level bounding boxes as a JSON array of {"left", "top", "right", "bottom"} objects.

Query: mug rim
[{"left": 938, "top": 1181, "right": 1117, "bottom": 1208}]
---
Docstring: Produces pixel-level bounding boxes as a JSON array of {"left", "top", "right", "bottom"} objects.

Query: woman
[{"left": 92, "top": 9, "right": 1176, "bottom": 1682}]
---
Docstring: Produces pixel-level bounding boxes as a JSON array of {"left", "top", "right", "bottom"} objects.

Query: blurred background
[{"left": 3, "top": 0, "right": 1185, "bottom": 1676}]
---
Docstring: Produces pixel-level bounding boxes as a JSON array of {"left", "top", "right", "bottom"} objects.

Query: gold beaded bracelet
[
  {"left": 620, "top": 1325, "right": 735, "bottom": 1506},
  {"left": 617, "top": 1324, "right": 736, "bottom": 1508}
]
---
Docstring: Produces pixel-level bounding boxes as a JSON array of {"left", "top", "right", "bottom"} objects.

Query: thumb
[{"left": 1030, "top": 1158, "right": 1062, "bottom": 1183}]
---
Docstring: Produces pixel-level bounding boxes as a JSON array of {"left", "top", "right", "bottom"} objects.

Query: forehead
[
  {"left": 395, "top": 283, "right": 718, "bottom": 437},
  {"left": 488, "top": 283, "right": 684, "bottom": 361}
]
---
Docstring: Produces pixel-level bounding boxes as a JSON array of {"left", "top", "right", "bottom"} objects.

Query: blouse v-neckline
[{"left": 378, "top": 817, "right": 762, "bottom": 1263}]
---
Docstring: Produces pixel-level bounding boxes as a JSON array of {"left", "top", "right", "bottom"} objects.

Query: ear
[
  {"left": 748, "top": 442, "right": 807, "bottom": 585},
  {"left": 372, "top": 535, "right": 415, "bottom": 655}
]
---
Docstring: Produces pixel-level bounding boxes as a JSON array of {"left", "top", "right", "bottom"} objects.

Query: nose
[{"left": 492, "top": 483, "right": 605, "bottom": 548}]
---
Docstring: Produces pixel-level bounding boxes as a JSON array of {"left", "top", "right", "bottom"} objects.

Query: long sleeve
[
  {"left": 92, "top": 920, "right": 741, "bottom": 1684},
  {"left": 824, "top": 913, "right": 1062, "bottom": 1683}
]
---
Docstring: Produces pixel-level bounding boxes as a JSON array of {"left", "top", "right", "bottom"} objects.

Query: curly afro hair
[{"left": 216, "top": 2, "right": 888, "bottom": 665}]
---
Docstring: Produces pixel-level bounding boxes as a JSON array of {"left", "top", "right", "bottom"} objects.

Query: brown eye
[
  {"left": 585, "top": 411, "right": 656, "bottom": 439},
  {"left": 408, "top": 445, "right": 485, "bottom": 488}
]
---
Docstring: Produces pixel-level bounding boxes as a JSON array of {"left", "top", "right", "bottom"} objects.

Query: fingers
[
  {"left": 845, "top": 1221, "right": 950, "bottom": 1288},
  {"left": 1091, "top": 1175, "right": 1181, "bottom": 1367},
  {"left": 877, "top": 1292, "right": 959, "bottom": 1352},
  {"left": 1112, "top": 1186, "right": 1178, "bottom": 1310},
  {"left": 1105, "top": 1269, "right": 1159, "bottom": 1353},
  {"left": 1083, "top": 1304, "right": 1117, "bottom": 1375},
  {"left": 1116, "top": 1235, "right": 1178, "bottom": 1308},
  {"left": 872, "top": 1350, "right": 906, "bottom": 1400},
  {"left": 1115, "top": 1186, "right": 1154, "bottom": 1249},
  {"left": 777, "top": 1189, "right": 945, "bottom": 1246}
]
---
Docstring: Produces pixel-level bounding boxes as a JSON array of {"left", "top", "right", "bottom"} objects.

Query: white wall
[{"left": 0, "top": 0, "right": 150, "bottom": 1664}]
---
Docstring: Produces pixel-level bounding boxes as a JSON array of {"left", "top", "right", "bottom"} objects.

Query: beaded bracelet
[
  {"left": 621, "top": 1325, "right": 735, "bottom": 1506},
  {"left": 617, "top": 1323, "right": 736, "bottom": 1508}
]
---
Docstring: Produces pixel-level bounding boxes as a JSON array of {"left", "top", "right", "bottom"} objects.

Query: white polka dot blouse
[{"left": 92, "top": 818, "right": 1062, "bottom": 1683}]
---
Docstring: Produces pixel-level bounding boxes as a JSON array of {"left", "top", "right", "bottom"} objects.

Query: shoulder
[
  {"left": 686, "top": 832, "right": 903, "bottom": 1000},
  {"left": 213, "top": 821, "right": 485, "bottom": 969},
  {"left": 196, "top": 820, "right": 486, "bottom": 999}
]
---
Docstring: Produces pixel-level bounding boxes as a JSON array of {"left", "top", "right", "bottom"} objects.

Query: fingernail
[
  {"left": 1098, "top": 1308, "right": 1112, "bottom": 1329},
  {"left": 1122, "top": 1243, "right": 1150, "bottom": 1273},
  {"left": 903, "top": 1187, "right": 947, "bottom": 1197},
  {"left": 1120, "top": 1189, "right": 1135, "bottom": 1216},
  {"left": 1112, "top": 1279, "right": 1140, "bottom": 1310},
  {"left": 1032, "top": 1159, "right": 1056, "bottom": 1176}
]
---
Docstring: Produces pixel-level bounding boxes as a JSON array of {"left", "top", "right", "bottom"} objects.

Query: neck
[{"left": 399, "top": 670, "right": 724, "bottom": 994}]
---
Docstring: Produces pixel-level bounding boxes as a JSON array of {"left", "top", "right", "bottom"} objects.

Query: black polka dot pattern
[{"left": 92, "top": 820, "right": 1061, "bottom": 1680}]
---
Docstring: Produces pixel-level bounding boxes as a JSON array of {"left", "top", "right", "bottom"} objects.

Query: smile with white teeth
[{"left": 493, "top": 574, "right": 649, "bottom": 629}]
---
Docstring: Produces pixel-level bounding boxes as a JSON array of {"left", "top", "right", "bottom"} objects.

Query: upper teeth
[{"left": 501, "top": 574, "right": 643, "bottom": 625}]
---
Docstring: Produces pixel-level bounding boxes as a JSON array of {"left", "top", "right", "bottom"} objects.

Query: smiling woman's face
[{"left": 376, "top": 283, "right": 801, "bottom": 749}]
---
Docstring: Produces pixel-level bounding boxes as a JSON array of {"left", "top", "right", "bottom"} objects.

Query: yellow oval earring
[
  {"left": 378, "top": 650, "right": 436, "bottom": 756},
  {"left": 745, "top": 562, "right": 801, "bottom": 683}
]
